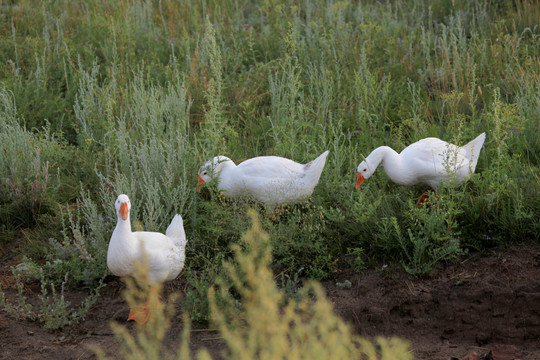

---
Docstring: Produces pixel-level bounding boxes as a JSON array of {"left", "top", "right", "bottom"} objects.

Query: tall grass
[{"left": 0, "top": 0, "right": 538, "bottom": 330}]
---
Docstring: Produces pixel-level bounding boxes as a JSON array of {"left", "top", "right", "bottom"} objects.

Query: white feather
[
  {"left": 107, "top": 194, "right": 187, "bottom": 284},
  {"left": 356, "top": 133, "right": 486, "bottom": 189}
]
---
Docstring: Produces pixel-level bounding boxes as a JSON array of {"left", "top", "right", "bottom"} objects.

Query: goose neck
[
  {"left": 218, "top": 159, "right": 236, "bottom": 176},
  {"left": 369, "top": 146, "right": 406, "bottom": 183},
  {"left": 368, "top": 146, "right": 398, "bottom": 167},
  {"left": 114, "top": 217, "right": 132, "bottom": 235}
]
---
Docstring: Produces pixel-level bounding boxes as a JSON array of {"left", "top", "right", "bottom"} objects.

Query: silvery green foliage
[
  {"left": 16, "top": 75, "right": 195, "bottom": 284},
  {"left": 0, "top": 87, "right": 58, "bottom": 228},
  {"left": 125, "top": 0, "right": 160, "bottom": 41},
  {"left": 0, "top": 86, "right": 17, "bottom": 124},
  {"left": 73, "top": 59, "right": 115, "bottom": 147},
  {"left": 15, "top": 197, "right": 111, "bottom": 285},
  {"left": 94, "top": 76, "right": 194, "bottom": 232},
  {"left": 199, "top": 17, "right": 227, "bottom": 157},
  {"left": 0, "top": 266, "right": 104, "bottom": 330}
]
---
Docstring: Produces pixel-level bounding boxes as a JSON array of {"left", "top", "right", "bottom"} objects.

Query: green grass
[{"left": 0, "top": 0, "right": 538, "bottom": 326}]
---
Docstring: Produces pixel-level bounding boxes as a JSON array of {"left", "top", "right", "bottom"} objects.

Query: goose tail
[
  {"left": 303, "top": 150, "right": 330, "bottom": 187},
  {"left": 166, "top": 214, "right": 187, "bottom": 248},
  {"left": 463, "top": 132, "right": 486, "bottom": 173}
]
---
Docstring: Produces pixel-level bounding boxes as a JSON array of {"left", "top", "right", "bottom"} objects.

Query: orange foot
[
  {"left": 128, "top": 302, "right": 150, "bottom": 324},
  {"left": 127, "top": 293, "right": 162, "bottom": 324},
  {"left": 460, "top": 351, "right": 478, "bottom": 360},
  {"left": 416, "top": 190, "right": 438, "bottom": 206}
]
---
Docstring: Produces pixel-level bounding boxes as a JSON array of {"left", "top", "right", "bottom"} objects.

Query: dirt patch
[
  {"left": 1, "top": 244, "right": 539, "bottom": 359},
  {"left": 327, "top": 243, "right": 540, "bottom": 359}
]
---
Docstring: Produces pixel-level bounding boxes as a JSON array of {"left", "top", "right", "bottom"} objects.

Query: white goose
[
  {"left": 197, "top": 151, "right": 330, "bottom": 209},
  {"left": 356, "top": 133, "right": 486, "bottom": 204},
  {"left": 107, "top": 194, "right": 187, "bottom": 323}
]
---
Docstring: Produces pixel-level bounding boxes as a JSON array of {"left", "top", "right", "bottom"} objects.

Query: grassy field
[{"left": 0, "top": 0, "right": 538, "bottom": 339}]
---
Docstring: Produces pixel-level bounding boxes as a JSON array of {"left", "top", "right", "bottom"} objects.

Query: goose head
[
  {"left": 356, "top": 160, "right": 375, "bottom": 190},
  {"left": 197, "top": 156, "right": 232, "bottom": 192},
  {"left": 115, "top": 194, "right": 131, "bottom": 221}
]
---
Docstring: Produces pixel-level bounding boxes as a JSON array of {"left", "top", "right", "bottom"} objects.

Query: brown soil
[{"left": 1, "top": 243, "right": 539, "bottom": 360}]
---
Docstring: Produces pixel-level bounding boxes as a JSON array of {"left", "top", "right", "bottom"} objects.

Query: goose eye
[
  {"left": 203, "top": 171, "right": 207, "bottom": 175},
  {"left": 363, "top": 168, "right": 367, "bottom": 172}
]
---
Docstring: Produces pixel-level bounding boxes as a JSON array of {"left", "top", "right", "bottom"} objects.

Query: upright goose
[
  {"left": 107, "top": 194, "right": 187, "bottom": 323},
  {"left": 197, "top": 151, "right": 330, "bottom": 209},
  {"left": 356, "top": 133, "right": 486, "bottom": 204}
]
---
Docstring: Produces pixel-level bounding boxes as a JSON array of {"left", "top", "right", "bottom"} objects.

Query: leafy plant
[
  {"left": 181, "top": 268, "right": 216, "bottom": 324},
  {"left": 0, "top": 267, "right": 105, "bottom": 330},
  {"left": 38, "top": 271, "right": 106, "bottom": 330},
  {"left": 345, "top": 247, "right": 367, "bottom": 273},
  {"left": 262, "top": 202, "right": 339, "bottom": 281},
  {"left": 0, "top": 271, "right": 35, "bottom": 321},
  {"left": 378, "top": 190, "right": 465, "bottom": 275}
]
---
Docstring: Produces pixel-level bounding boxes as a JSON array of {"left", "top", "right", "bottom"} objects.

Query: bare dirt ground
[{"left": 1, "top": 243, "right": 539, "bottom": 360}]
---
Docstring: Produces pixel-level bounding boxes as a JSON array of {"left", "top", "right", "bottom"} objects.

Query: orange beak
[
  {"left": 197, "top": 175, "right": 205, "bottom": 192},
  {"left": 355, "top": 172, "right": 365, "bottom": 190},
  {"left": 119, "top": 202, "right": 129, "bottom": 220}
]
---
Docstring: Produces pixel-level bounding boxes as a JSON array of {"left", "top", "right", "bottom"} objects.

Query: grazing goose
[
  {"left": 197, "top": 151, "right": 330, "bottom": 209},
  {"left": 356, "top": 133, "right": 486, "bottom": 204}
]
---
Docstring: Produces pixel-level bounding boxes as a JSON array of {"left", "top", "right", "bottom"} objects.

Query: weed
[
  {"left": 270, "top": 203, "right": 331, "bottom": 279},
  {"left": 0, "top": 88, "right": 60, "bottom": 229},
  {"left": 345, "top": 247, "right": 367, "bottom": 273},
  {"left": 208, "top": 209, "right": 412, "bottom": 359},
  {"left": 181, "top": 268, "right": 215, "bottom": 324},
  {"left": 94, "top": 266, "right": 191, "bottom": 360},
  {"left": 0, "top": 271, "right": 35, "bottom": 321},
  {"left": 0, "top": 267, "right": 105, "bottom": 330},
  {"left": 278, "top": 266, "right": 304, "bottom": 301},
  {"left": 38, "top": 271, "right": 106, "bottom": 330},
  {"left": 379, "top": 191, "right": 465, "bottom": 275}
]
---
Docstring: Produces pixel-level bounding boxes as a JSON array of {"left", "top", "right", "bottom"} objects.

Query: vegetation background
[{"left": 0, "top": 0, "right": 538, "bottom": 350}]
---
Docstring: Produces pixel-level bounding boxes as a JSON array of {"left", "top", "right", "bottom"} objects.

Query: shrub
[
  {"left": 210, "top": 209, "right": 412, "bottom": 359},
  {"left": 0, "top": 87, "right": 61, "bottom": 229},
  {"left": 0, "top": 267, "right": 105, "bottom": 330}
]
